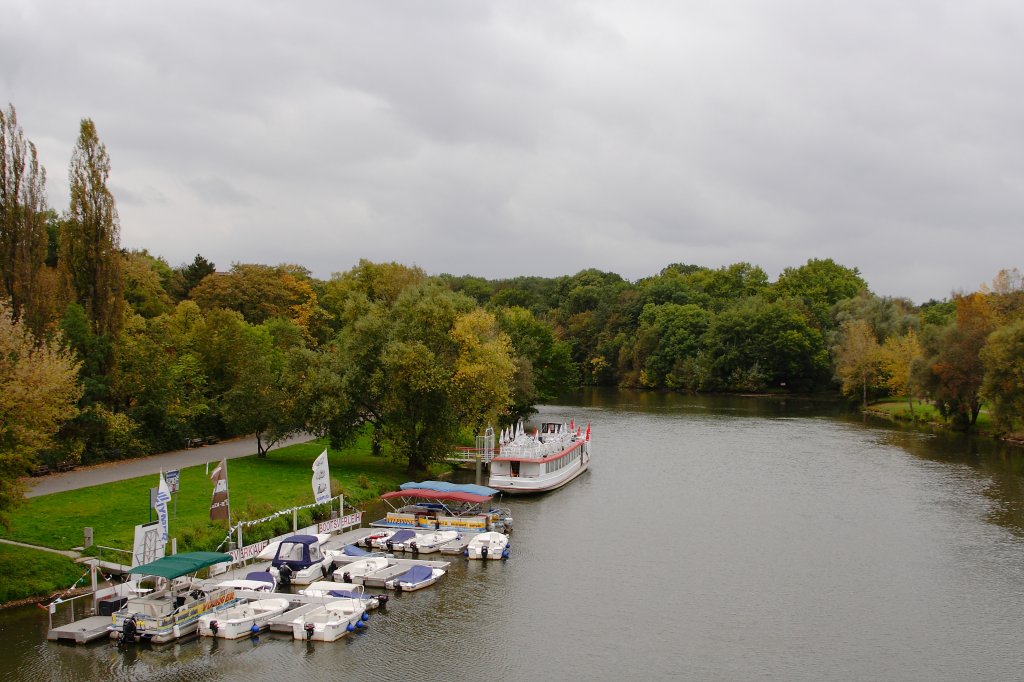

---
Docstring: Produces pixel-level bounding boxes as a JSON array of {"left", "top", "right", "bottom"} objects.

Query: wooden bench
[
  {"left": 55, "top": 461, "right": 77, "bottom": 472},
  {"left": 185, "top": 437, "right": 205, "bottom": 449},
  {"left": 204, "top": 435, "right": 220, "bottom": 445},
  {"left": 30, "top": 465, "right": 52, "bottom": 477}
]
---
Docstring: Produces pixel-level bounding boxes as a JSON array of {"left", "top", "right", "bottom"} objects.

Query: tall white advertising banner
[
  {"left": 312, "top": 449, "right": 331, "bottom": 503},
  {"left": 154, "top": 472, "right": 172, "bottom": 546}
]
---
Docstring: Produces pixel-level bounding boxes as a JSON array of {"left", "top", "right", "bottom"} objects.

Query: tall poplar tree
[
  {"left": 0, "top": 104, "right": 49, "bottom": 330},
  {"left": 61, "top": 118, "right": 123, "bottom": 340}
]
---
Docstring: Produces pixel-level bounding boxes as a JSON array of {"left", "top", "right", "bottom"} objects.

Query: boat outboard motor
[
  {"left": 209, "top": 619, "right": 219, "bottom": 635},
  {"left": 481, "top": 546, "right": 489, "bottom": 559},
  {"left": 304, "top": 622, "right": 315, "bottom": 640},
  {"left": 278, "top": 563, "right": 293, "bottom": 586},
  {"left": 409, "top": 541, "right": 419, "bottom": 555},
  {"left": 363, "top": 536, "right": 373, "bottom": 549},
  {"left": 342, "top": 571, "right": 352, "bottom": 583},
  {"left": 386, "top": 540, "right": 394, "bottom": 552},
  {"left": 121, "top": 615, "right": 138, "bottom": 643}
]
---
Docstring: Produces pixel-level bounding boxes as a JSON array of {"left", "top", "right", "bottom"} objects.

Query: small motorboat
[
  {"left": 334, "top": 557, "right": 390, "bottom": 584},
  {"left": 406, "top": 530, "right": 459, "bottom": 554},
  {"left": 268, "top": 535, "right": 338, "bottom": 586},
  {"left": 214, "top": 571, "right": 277, "bottom": 592},
  {"left": 371, "top": 529, "right": 417, "bottom": 552},
  {"left": 290, "top": 598, "right": 369, "bottom": 642},
  {"left": 465, "top": 532, "right": 510, "bottom": 560},
  {"left": 384, "top": 564, "right": 445, "bottom": 592},
  {"left": 197, "top": 597, "right": 291, "bottom": 639},
  {"left": 300, "top": 581, "right": 388, "bottom": 609}
]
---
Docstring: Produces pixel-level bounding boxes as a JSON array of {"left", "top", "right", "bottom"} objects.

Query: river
[{"left": 4, "top": 391, "right": 1024, "bottom": 680}]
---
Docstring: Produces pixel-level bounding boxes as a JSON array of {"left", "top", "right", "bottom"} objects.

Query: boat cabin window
[{"left": 309, "top": 544, "right": 322, "bottom": 561}]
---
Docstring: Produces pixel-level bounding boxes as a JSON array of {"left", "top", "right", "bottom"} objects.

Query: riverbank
[
  {"left": 864, "top": 399, "right": 1024, "bottom": 447},
  {"left": 0, "top": 433, "right": 424, "bottom": 606}
]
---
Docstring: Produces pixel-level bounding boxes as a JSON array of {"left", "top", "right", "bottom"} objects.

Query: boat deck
[{"left": 47, "top": 615, "right": 113, "bottom": 643}]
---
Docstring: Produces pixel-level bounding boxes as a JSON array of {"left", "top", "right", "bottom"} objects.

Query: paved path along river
[{"left": 24, "top": 433, "right": 314, "bottom": 498}]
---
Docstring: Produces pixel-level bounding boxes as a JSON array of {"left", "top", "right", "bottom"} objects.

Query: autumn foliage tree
[
  {"left": 834, "top": 319, "right": 881, "bottom": 406},
  {"left": 928, "top": 293, "right": 995, "bottom": 430},
  {"left": 0, "top": 299, "right": 82, "bottom": 524}
]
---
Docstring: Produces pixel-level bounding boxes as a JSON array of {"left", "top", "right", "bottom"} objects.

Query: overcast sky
[{"left": 4, "top": 1, "right": 1023, "bottom": 303}]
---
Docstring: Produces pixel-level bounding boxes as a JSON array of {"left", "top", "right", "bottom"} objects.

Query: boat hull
[
  {"left": 290, "top": 600, "right": 368, "bottom": 642},
  {"left": 198, "top": 598, "right": 291, "bottom": 639},
  {"left": 489, "top": 454, "right": 590, "bottom": 494}
]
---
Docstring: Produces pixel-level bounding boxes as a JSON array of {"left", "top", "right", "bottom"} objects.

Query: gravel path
[{"left": 24, "top": 433, "right": 314, "bottom": 498}]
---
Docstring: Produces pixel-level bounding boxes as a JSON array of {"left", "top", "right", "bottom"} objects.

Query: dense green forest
[{"left": 3, "top": 103, "right": 1024, "bottom": 522}]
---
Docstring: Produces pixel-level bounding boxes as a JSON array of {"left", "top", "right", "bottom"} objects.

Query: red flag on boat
[
  {"left": 570, "top": 419, "right": 575, "bottom": 430},
  {"left": 585, "top": 423, "right": 591, "bottom": 441}
]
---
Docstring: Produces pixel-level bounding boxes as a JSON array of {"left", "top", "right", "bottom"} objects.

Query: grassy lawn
[
  {"left": 0, "top": 544, "right": 85, "bottom": 603},
  {"left": 867, "top": 398, "right": 997, "bottom": 432},
  {"left": 1, "top": 434, "right": 414, "bottom": 553}
]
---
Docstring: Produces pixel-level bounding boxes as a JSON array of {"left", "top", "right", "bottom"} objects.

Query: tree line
[{"left": 3, "top": 102, "right": 1023, "bottom": 522}]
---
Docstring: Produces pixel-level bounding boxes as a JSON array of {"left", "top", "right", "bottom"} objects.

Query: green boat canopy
[{"left": 128, "top": 551, "right": 232, "bottom": 580}]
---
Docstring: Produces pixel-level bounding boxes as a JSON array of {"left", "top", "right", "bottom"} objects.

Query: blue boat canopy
[
  {"left": 386, "top": 529, "right": 417, "bottom": 544},
  {"left": 399, "top": 481, "right": 498, "bottom": 497},
  {"left": 328, "top": 589, "right": 371, "bottom": 600},
  {"left": 343, "top": 544, "right": 370, "bottom": 556},
  {"left": 244, "top": 571, "right": 275, "bottom": 586},
  {"left": 272, "top": 535, "right": 324, "bottom": 569},
  {"left": 398, "top": 564, "right": 434, "bottom": 584}
]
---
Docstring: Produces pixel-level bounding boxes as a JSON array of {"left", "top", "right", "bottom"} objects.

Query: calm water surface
[{"left": 5, "top": 391, "right": 1024, "bottom": 680}]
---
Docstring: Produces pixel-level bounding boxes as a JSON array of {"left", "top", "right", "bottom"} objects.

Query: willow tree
[
  {"left": 61, "top": 118, "right": 123, "bottom": 340},
  {"left": 0, "top": 104, "right": 50, "bottom": 331}
]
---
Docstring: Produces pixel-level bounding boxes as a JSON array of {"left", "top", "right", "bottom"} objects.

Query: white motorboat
[
  {"left": 197, "top": 597, "right": 291, "bottom": 639},
  {"left": 110, "top": 552, "right": 239, "bottom": 643},
  {"left": 300, "top": 581, "right": 388, "bottom": 609},
  {"left": 384, "top": 564, "right": 446, "bottom": 592},
  {"left": 214, "top": 571, "right": 277, "bottom": 592},
  {"left": 290, "top": 598, "right": 369, "bottom": 642},
  {"left": 465, "top": 531, "right": 510, "bottom": 560},
  {"left": 406, "top": 530, "right": 459, "bottom": 554},
  {"left": 489, "top": 420, "right": 591, "bottom": 494},
  {"left": 371, "top": 528, "right": 417, "bottom": 552},
  {"left": 334, "top": 557, "right": 390, "bottom": 584},
  {"left": 267, "top": 534, "right": 338, "bottom": 586}
]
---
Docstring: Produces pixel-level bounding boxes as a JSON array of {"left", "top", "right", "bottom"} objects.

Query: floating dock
[{"left": 47, "top": 615, "right": 113, "bottom": 644}]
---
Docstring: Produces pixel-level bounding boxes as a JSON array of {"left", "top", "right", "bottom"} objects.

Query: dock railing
[{"left": 446, "top": 426, "right": 496, "bottom": 464}]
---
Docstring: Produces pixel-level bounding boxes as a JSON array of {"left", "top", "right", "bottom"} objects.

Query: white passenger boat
[
  {"left": 488, "top": 420, "right": 591, "bottom": 494},
  {"left": 290, "top": 598, "right": 369, "bottom": 641},
  {"left": 109, "top": 552, "right": 239, "bottom": 643},
  {"left": 464, "top": 531, "right": 510, "bottom": 560},
  {"left": 267, "top": 534, "right": 338, "bottom": 586},
  {"left": 406, "top": 530, "right": 459, "bottom": 554},
  {"left": 197, "top": 597, "right": 291, "bottom": 639},
  {"left": 384, "top": 564, "right": 446, "bottom": 591}
]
